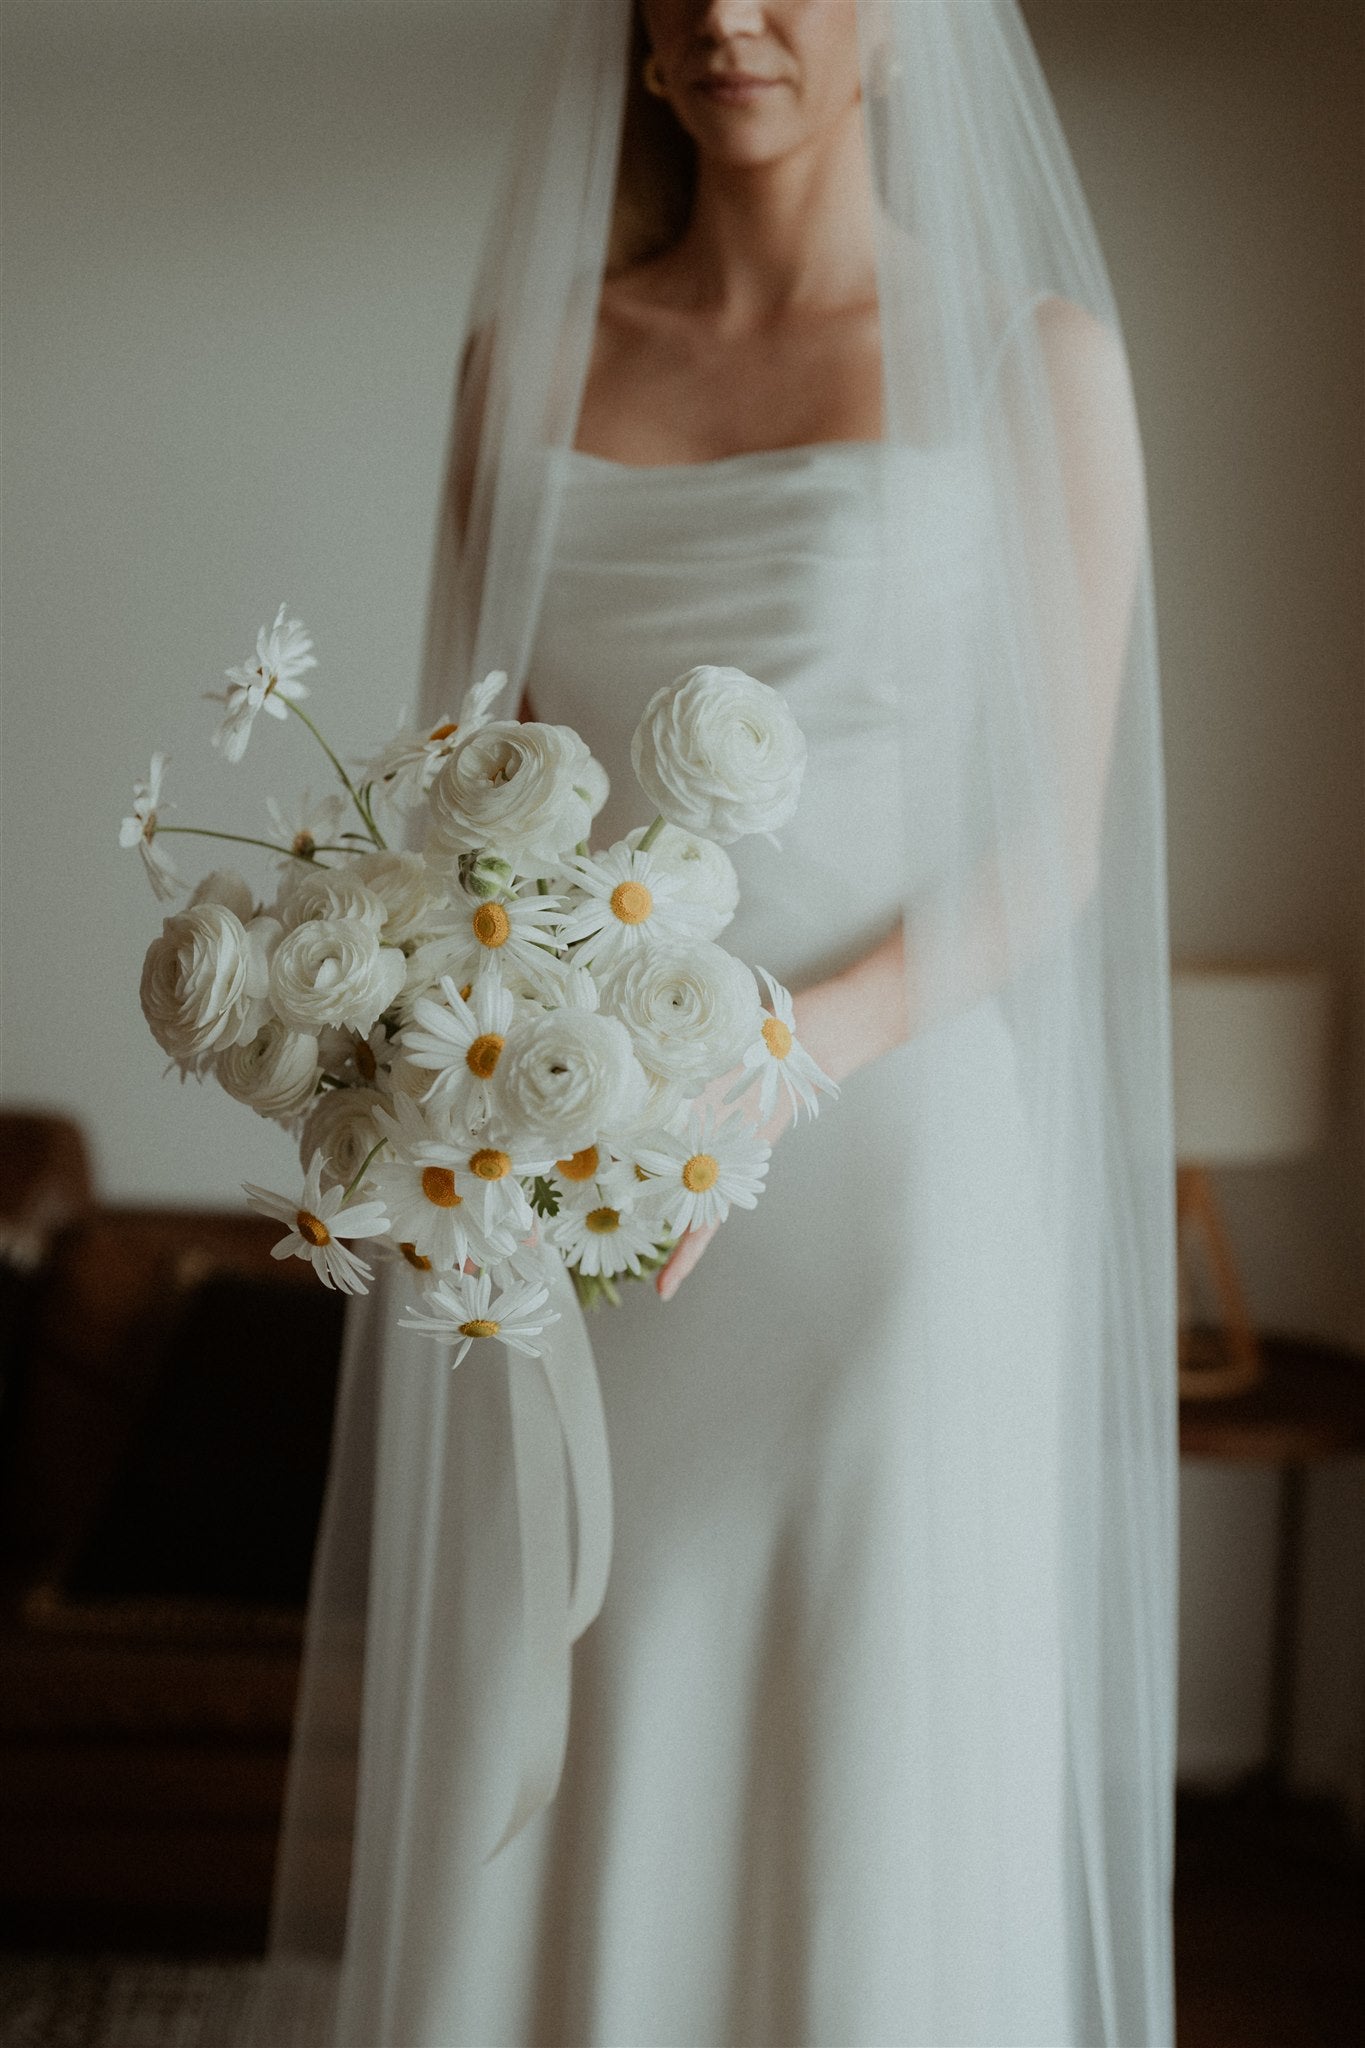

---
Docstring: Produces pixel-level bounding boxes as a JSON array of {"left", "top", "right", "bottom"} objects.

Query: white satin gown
[{"left": 336, "top": 440, "right": 1076, "bottom": 2048}]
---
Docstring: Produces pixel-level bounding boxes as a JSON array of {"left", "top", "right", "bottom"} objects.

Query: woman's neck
[{"left": 661, "top": 101, "right": 879, "bottom": 331}]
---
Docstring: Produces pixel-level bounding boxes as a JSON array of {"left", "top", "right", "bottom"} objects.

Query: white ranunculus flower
[
  {"left": 139, "top": 904, "right": 279, "bottom": 1072},
  {"left": 270, "top": 918, "right": 406, "bottom": 1035},
  {"left": 624, "top": 821, "right": 739, "bottom": 938},
  {"left": 494, "top": 1007, "right": 648, "bottom": 1155},
  {"left": 275, "top": 865, "right": 387, "bottom": 934},
  {"left": 427, "top": 720, "right": 609, "bottom": 867},
  {"left": 630, "top": 665, "right": 806, "bottom": 846},
  {"left": 577, "top": 751, "right": 610, "bottom": 820},
  {"left": 557, "top": 964, "right": 601, "bottom": 1012},
  {"left": 189, "top": 868, "right": 256, "bottom": 924},
  {"left": 348, "top": 849, "right": 454, "bottom": 947},
  {"left": 600, "top": 942, "right": 759, "bottom": 1091},
  {"left": 611, "top": 1065, "right": 684, "bottom": 1138},
  {"left": 298, "top": 1085, "right": 388, "bottom": 1189},
  {"left": 217, "top": 1018, "right": 320, "bottom": 1120}
]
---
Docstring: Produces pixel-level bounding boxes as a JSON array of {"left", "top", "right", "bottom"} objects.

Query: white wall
[
  {"left": 1024, "top": 0, "right": 1365, "bottom": 1811},
  {"left": 1, "top": 0, "right": 549, "bottom": 1202},
  {"left": 4, "top": 1, "right": 1362, "bottom": 1801}
]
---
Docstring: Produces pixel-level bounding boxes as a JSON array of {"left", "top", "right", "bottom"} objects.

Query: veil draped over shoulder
[{"left": 253, "top": 5, "right": 1178, "bottom": 2043}]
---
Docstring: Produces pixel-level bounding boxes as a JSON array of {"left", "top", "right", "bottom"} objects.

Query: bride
[{"left": 256, "top": 4, "right": 1178, "bottom": 2044}]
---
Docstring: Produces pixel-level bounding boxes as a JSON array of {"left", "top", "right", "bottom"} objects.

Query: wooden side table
[{"left": 1179, "top": 1329, "right": 1365, "bottom": 1797}]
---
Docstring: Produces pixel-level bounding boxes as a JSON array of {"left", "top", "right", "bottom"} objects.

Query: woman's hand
[{"left": 653, "top": 920, "right": 911, "bottom": 1301}]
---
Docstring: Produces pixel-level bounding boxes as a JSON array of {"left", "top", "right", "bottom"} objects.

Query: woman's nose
[{"left": 692, "top": 0, "right": 767, "bottom": 43}]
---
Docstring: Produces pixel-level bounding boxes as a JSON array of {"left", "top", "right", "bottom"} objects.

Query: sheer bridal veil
[{"left": 253, "top": 5, "right": 1178, "bottom": 2044}]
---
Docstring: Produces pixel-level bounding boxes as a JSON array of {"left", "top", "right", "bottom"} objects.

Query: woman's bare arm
[{"left": 655, "top": 301, "right": 1145, "bottom": 1299}]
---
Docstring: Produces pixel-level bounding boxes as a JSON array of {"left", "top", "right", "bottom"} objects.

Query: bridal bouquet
[{"left": 123, "top": 608, "right": 837, "bottom": 1362}]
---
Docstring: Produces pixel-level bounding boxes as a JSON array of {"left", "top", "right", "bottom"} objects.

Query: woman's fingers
[{"left": 656, "top": 1220, "right": 720, "bottom": 1301}]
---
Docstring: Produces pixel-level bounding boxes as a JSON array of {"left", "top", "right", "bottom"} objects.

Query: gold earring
[{"left": 643, "top": 51, "right": 667, "bottom": 98}]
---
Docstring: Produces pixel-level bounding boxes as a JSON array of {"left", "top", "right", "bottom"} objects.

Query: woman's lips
[{"left": 693, "top": 74, "right": 782, "bottom": 106}]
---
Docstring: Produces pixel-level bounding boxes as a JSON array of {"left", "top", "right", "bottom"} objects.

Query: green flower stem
[
  {"left": 155, "top": 825, "right": 297, "bottom": 858},
  {"left": 635, "top": 813, "right": 667, "bottom": 853},
  {"left": 341, "top": 1138, "right": 387, "bottom": 1205},
  {"left": 283, "top": 699, "right": 387, "bottom": 850}
]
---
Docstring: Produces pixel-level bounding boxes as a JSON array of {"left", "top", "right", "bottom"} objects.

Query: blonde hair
[{"left": 607, "top": 5, "right": 698, "bottom": 273}]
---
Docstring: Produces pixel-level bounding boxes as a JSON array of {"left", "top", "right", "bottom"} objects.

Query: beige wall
[
  {"left": 1027, "top": 0, "right": 1365, "bottom": 1809},
  {"left": 3, "top": 2, "right": 1362, "bottom": 1798}
]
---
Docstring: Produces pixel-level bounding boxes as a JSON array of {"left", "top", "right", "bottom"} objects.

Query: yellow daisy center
[
  {"left": 556, "top": 1145, "right": 600, "bottom": 1182},
  {"left": 472, "top": 902, "right": 511, "bottom": 948},
  {"left": 585, "top": 1206, "right": 620, "bottom": 1234},
  {"left": 354, "top": 1036, "right": 378, "bottom": 1082},
  {"left": 292, "top": 830, "right": 316, "bottom": 858},
  {"left": 466, "top": 1032, "right": 505, "bottom": 1078},
  {"left": 761, "top": 1016, "right": 793, "bottom": 1060},
  {"left": 681, "top": 1153, "right": 719, "bottom": 1193},
  {"left": 399, "top": 1242, "right": 432, "bottom": 1271},
  {"left": 420, "top": 1166, "right": 462, "bottom": 1208},
  {"left": 428, "top": 720, "right": 457, "bottom": 742},
  {"left": 609, "top": 879, "right": 653, "bottom": 925},
  {"left": 469, "top": 1147, "right": 511, "bottom": 1181},
  {"left": 296, "top": 1208, "right": 331, "bottom": 1246},
  {"left": 460, "top": 1318, "right": 501, "bottom": 1339}
]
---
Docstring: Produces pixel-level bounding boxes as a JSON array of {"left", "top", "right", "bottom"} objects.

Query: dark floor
[
  {"left": 1174, "top": 1779, "right": 1365, "bottom": 2047},
  {"left": 0, "top": 1781, "right": 1361, "bottom": 2045}
]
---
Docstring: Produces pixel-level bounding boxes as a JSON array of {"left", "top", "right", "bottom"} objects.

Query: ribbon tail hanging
[{"left": 484, "top": 1262, "right": 614, "bottom": 1861}]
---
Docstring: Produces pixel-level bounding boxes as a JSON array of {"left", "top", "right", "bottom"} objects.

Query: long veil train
[{"left": 249, "top": 6, "right": 1178, "bottom": 2042}]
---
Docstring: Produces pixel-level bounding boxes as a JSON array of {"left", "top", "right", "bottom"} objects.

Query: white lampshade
[{"left": 1170, "top": 960, "right": 1335, "bottom": 1167}]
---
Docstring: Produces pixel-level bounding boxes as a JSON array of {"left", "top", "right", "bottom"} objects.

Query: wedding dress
[
  {"left": 257, "top": 9, "right": 1178, "bottom": 2045},
  {"left": 318, "top": 437, "right": 1072, "bottom": 2048}
]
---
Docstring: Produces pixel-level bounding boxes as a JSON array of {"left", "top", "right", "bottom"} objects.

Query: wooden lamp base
[{"left": 1176, "top": 1163, "right": 1264, "bottom": 1400}]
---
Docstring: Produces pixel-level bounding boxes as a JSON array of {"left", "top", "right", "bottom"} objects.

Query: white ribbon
[{"left": 484, "top": 1256, "right": 612, "bottom": 1862}]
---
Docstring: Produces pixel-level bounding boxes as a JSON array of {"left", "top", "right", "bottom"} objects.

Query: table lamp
[{"left": 1171, "top": 959, "right": 1335, "bottom": 1400}]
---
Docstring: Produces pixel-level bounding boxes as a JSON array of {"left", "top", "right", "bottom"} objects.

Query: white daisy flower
[
  {"left": 369, "top": 1092, "right": 517, "bottom": 1272},
  {"left": 399, "top": 883, "right": 564, "bottom": 1009},
  {"left": 119, "top": 751, "right": 182, "bottom": 901},
  {"left": 400, "top": 965, "right": 515, "bottom": 1133},
  {"left": 460, "top": 1132, "right": 548, "bottom": 1241},
  {"left": 362, "top": 714, "right": 458, "bottom": 813},
  {"left": 361, "top": 670, "right": 507, "bottom": 812},
  {"left": 623, "top": 821, "right": 739, "bottom": 939},
  {"left": 725, "top": 966, "right": 839, "bottom": 1124},
  {"left": 243, "top": 1154, "right": 389, "bottom": 1294},
  {"left": 545, "top": 1140, "right": 640, "bottom": 1215},
  {"left": 557, "top": 840, "right": 712, "bottom": 973},
  {"left": 548, "top": 1196, "right": 665, "bottom": 1280},
  {"left": 266, "top": 788, "right": 349, "bottom": 868},
  {"left": 208, "top": 604, "right": 317, "bottom": 763},
  {"left": 398, "top": 1266, "right": 558, "bottom": 1370},
  {"left": 317, "top": 1019, "right": 396, "bottom": 1090},
  {"left": 632, "top": 1107, "right": 771, "bottom": 1235}
]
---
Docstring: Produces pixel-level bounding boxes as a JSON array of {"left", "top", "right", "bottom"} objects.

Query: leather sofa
[{"left": 0, "top": 1110, "right": 344, "bottom": 1950}]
